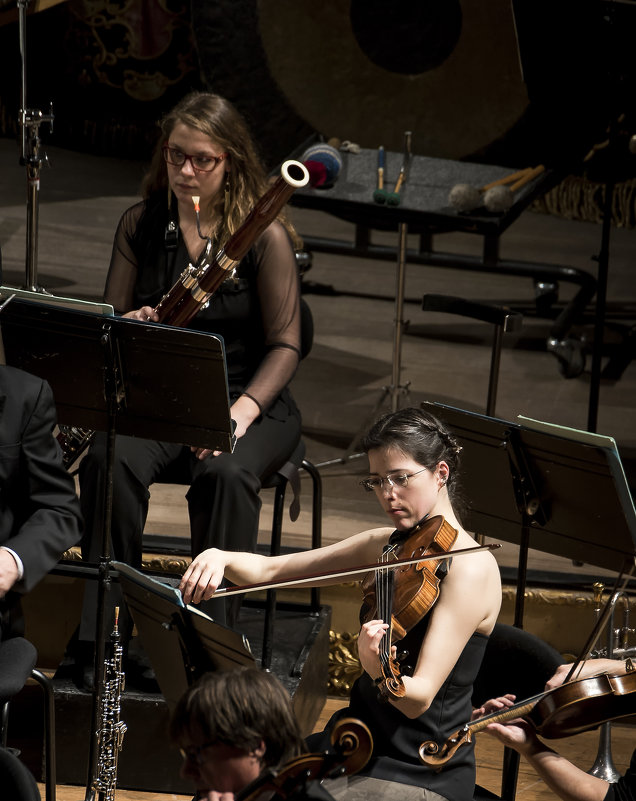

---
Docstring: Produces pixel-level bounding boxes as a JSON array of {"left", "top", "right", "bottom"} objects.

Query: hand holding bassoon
[{"left": 154, "top": 159, "right": 309, "bottom": 327}]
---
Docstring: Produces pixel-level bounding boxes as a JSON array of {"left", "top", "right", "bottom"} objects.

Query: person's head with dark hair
[
  {"left": 170, "top": 667, "right": 304, "bottom": 797},
  {"left": 359, "top": 406, "right": 465, "bottom": 531}
]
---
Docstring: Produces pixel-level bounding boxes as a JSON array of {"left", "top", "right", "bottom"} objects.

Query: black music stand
[
  {"left": 423, "top": 401, "right": 636, "bottom": 801},
  {"left": 423, "top": 400, "right": 636, "bottom": 619},
  {"left": 0, "top": 296, "right": 234, "bottom": 796},
  {"left": 113, "top": 562, "right": 255, "bottom": 709}
]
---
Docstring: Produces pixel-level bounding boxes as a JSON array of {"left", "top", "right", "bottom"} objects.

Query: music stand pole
[
  {"left": 391, "top": 221, "right": 411, "bottom": 412},
  {"left": 85, "top": 327, "right": 121, "bottom": 800},
  {"left": 315, "top": 221, "right": 411, "bottom": 467},
  {"left": 587, "top": 139, "right": 616, "bottom": 434}
]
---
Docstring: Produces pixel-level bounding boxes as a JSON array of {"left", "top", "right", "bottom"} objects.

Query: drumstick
[{"left": 387, "top": 131, "right": 412, "bottom": 207}]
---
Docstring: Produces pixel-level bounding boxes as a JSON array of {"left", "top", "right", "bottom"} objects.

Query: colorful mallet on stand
[{"left": 373, "top": 145, "right": 387, "bottom": 203}]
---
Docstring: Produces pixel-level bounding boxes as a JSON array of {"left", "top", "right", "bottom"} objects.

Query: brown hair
[
  {"left": 143, "top": 91, "right": 299, "bottom": 247},
  {"left": 169, "top": 667, "right": 304, "bottom": 769}
]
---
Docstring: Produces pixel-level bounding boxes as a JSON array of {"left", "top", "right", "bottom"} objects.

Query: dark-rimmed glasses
[
  {"left": 360, "top": 467, "right": 428, "bottom": 493},
  {"left": 162, "top": 145, "right": 228, "bottom": 173},
  {"left": 179, "top": 740, "right": 218, "bottom": 765}
]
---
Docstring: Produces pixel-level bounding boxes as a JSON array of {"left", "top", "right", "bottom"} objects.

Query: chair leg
[
  {"left": 262, "top": 482, "right": 286, "bottom": 670},
  {"left": 301, "top": 458, "right": 323, "bottom": 613},
  {"left": 501, "top": 745, "right": 520, "bottom": 801},
  {"left": 31, "top": 668, "right": 56, "bottom": 801},
  {"left": 0, "top": 700, "right": 8, "bottom": 748}
]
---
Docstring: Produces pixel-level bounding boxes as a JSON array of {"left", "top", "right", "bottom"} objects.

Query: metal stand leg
[
  {"left": 316, "top": 223, "right": 411, "bottom": 468},
  {"left": 18, "top": 0, "right": 54, "bottom": 293}
]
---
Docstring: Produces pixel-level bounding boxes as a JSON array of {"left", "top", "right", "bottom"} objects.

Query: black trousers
[{"left": 78, "top": 391, "right": 301, "bottom": 641}]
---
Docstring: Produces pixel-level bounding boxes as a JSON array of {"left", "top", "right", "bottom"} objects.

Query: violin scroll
[
  {"left": 375, "top": 657, "right": 407, "bottom": 702},
  {"left": 329, "top": 717, "right": 373, "bottom": 777},
  {"left": 419, "top": 726, "right": 472, "bottom": 768}
]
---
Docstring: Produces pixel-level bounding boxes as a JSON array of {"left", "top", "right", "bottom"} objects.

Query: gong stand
[{"left": 17, "top": 0, "right": 54, "bottom": 292}]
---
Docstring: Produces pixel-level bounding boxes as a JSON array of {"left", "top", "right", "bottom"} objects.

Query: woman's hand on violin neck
[
  {"left": 179, "top": 548, "right": 227, "bottom": 605},
  {"left": 357, "top": 620, "right": 390, "bottom": 678}
]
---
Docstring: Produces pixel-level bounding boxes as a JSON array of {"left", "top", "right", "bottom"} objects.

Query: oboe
[
  {"left": 88, "top": 607, "right": 127, "bottom": 801},
  {"left": 58, "top": 159, "right": 309, "bottom": 468}
]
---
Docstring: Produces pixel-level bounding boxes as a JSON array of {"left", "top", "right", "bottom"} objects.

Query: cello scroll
[{"left": 235, "top": 717, "right": 373, "bottom": 800}]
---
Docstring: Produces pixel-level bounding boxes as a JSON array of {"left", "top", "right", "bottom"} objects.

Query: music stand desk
[
  {"left": 0, "top": 296, "right": 234, "bottom": 452},
  {"left": 0, "top": 294, "right": 235, "bottom": 793},
  {"left": 113, "top": 562, "right": 255, "bottom": 710},
  {"left": 424, "top": 401, "right": 636, "bottom": 578}
]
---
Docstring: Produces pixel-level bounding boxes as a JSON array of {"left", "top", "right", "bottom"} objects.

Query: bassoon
[{"left": 58, "top": 159, "right": 310, "bottom": 468}]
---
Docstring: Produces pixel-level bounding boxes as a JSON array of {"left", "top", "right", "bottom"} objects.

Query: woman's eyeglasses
[
  {"left": 360, "top": 468, "right": 428, "bottom": 492},
  {"left": 162, "top": 145, "right": 228, "bottom": 173}
]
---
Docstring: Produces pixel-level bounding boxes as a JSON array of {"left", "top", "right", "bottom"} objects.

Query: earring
[{"left": 224, "top": 175, "right": 231, "bottom": 217}]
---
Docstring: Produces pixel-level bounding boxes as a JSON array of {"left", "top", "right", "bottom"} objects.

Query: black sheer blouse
[{"left": 103, "top": 195, "right": 302, "bottom": 414}]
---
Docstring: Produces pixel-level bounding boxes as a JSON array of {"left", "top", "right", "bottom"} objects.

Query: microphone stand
[{"left": 18, "top": 0, "right": 54, "bottom": 293}]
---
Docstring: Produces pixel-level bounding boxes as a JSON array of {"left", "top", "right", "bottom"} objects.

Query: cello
[{"left": 232, "top": 717, "right": 373, "bottom": 800}]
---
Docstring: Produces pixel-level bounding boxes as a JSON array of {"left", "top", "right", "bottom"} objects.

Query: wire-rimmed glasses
[{"left": 359, "top": 467, "right": 428, "bottom": 492}]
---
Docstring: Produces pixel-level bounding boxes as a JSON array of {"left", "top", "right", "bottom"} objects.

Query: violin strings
[{"left": 376, "top": 549, "right": 392, "bottom": 673}]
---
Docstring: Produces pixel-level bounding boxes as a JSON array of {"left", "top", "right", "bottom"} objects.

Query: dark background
[{"left": 1, "top": 0, "right": 634, "bottom": 177}]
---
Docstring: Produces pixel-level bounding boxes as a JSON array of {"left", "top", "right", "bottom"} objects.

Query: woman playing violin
[
  {"left": 180, "top": 407, "right": 502, "bottom": 801},
  {"left": 478, "top": 658, "right": 636, "bottom": 801}
]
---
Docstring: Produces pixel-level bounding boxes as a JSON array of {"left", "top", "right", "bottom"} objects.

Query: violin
[
  {"left": 419, "top": 669, "right": 636, "bottom": 768},
  {"left": 233, "top": 717, "right": 373, "bottom": 800},
  {"left": 360, "top": 515, "right": 458, "bottom": 701}
]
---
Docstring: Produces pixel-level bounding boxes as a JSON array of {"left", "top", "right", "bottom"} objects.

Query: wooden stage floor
[{"left": 40, "top": 697, "right": 635, "bottom": 801}]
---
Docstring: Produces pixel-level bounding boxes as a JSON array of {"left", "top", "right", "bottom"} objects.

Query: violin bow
[{"left": 207, "top": 542, "right": 501, "bottom": 600}]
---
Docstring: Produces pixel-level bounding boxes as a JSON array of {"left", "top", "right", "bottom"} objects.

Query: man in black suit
[{"left": 0, "top": 364, "right": 82, "bottom": 639}]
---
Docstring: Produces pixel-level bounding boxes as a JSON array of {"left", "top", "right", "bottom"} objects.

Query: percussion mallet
[
  {"left": 448, "top": 165, "right": 545, "bottom": 213},
  {"left": 483, "top": 164, "right": 545, "bottom": 213},
  {"left": 373, "top": 145, "right": 387, "bottom": 204},
  {"left": 448, "top": 167, "right": 532, "bottom": 212},
  {"left": 387, "top": 131, "right": 412, "bottom": 207}
]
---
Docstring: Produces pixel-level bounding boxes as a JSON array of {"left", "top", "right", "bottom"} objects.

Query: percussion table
[{"left": 291, "top": 148, "right": 597, "bottom": 399}]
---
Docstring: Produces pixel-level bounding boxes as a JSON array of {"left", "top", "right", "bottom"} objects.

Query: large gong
[{"left": 191, "top": 0, "right": 528, "bottom": 163}]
